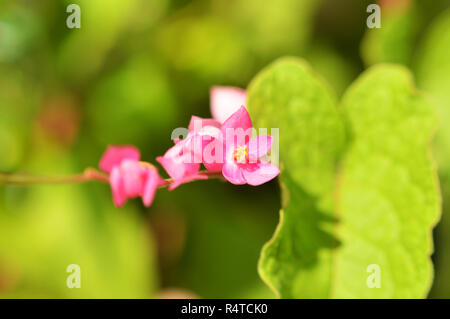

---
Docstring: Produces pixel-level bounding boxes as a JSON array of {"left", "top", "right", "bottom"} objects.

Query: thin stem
[
  {"left": 0, "top": 168, "right": 224, "bottom": 187},
  {"left": 158, "top": 170, "right": 224, "bottom": 188},
  {"left": 0, "top": 168, "right": 109, "bottom": 185}
]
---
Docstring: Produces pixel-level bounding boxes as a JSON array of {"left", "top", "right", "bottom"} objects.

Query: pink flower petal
[
  {"left": 99, "top": 145, "right": 140, "bottom": 173},
  {"left": 221, "top": 106, "right": 253, "bottom": 151},
  {"left": 203, "top": 161, "right": 223, "bottom": 171},
  {"left": 192, "top": 128, "right": 225, "bottom": 171},
  {"left": 157, "top": 156, "right": 184, "bottom": 181},
  {"left": 220, "top": 106, "right": 252, "bottom": 136},
  {"left": 187, "top": 127, "right": 222, "bottom": 162},
  {"left": 110, "top": 166, "right": 127, "bottom": 208},
  {"left": 242, "top": 162, "right": 280, "bottom": 186},
  {"left": 195, "top": 125, "right": 222, "bottom": 141},
  {"left": 142, "top": 167, "right": 161, "bottom": 207},
  {"left": 120, "top": 160, "right": 144, "bottom": 197},
  {"left": 157, "top": 139, "right": 202, "bottom": 187},
  {"left": 222, "top": 162, "right": 246, "bottom": 185},
  {"left": 210, "top": 86, "right": 247, "bottom": 124},
  {"left": 188, "top": 116, "right": 221, "bottom": 132},
  {"left": 202, "top": 142, "right": 225, "bottom": 171},
  {"left": 108, "top": 159, "right": 161, "bottom": 208},
  {"left": 179, "top": 133, "right": 203, "bottom": 164},
  {"left": 247, "top": 135, "right": 273, "bottom": 163},
  {"left": 157, "top": 141, "right": 199, "bottom": 179}
]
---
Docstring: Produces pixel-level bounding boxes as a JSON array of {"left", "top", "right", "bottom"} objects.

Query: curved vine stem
[
  {"left": 0, "top": 168, "right": 109, "bottom": 185},
  {"left": 0, "top": 168, "right": 224, "bottom": 187}
]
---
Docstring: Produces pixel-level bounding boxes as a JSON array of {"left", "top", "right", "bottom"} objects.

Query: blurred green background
[{"left": 0, "top": 0, "right": 450, "bottom": 298}]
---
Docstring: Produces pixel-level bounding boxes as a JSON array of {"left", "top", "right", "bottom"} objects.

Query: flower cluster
[{"left": 98, "top": 87, "right": 280, "bottom": 208}]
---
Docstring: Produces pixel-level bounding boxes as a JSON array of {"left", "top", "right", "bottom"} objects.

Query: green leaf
[
  {"left": 336, "top": 64, "right": 439, "bottom": 298},
  {"left": 247, "top": 57, "right": 346, "bottom": 298},
  {"left": 248, "top": 58, "right": 440, "bottom": 298},
  {"left": 414, "top": 9, "right": 450, "bottom": 297},
  {"left": 247, "top": 57, "right": 345, "bottom": 197}
]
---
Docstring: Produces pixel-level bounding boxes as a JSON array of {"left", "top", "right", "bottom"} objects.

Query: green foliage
[
  {"left": 336, "top": 65, "right": 439, "bottom": 298},
  {"left": 87, "top": 55, "right": 177, "bottom": 148},
  {"left": 247, "top": 58, "right": 345, "bottom": 197},
  {"left": 361, "top": 3, "right": 419, "bottom": 66},
  {"left": 219, "top": 0, "right": 320, "bottom": 58},
  {"left": 0, "top": 5, "right": 41, "bottom": 63},
  {"left": 155, "top": 0, "right": 321, "bottom": 84},
  {"left": 248, "top": 58, "right": 345, "bottom": 298},
  {"left": 415, "top": 9, "right": 450, "bottom": 297},
  {"left": 159, "top": 182, "right": 278, "bottom": 298},
  {"left": 0, "top": 0, "right": 448, "bottom": 299},
  {"left": 156, "top": 15, "right": 250, "bottom": 82},
  {"left": 57, "top": 0, "right": 168, "bottom": 83},
  {"left": 416, "top": 9, "right": 450, "bottom": 180},
  {"left": 305, "top": 44, "right": 359, "bottom": 97},
  {"left": 248, "top": 58, "right": 440, "bottom": 298},
  {"left": 0, "top": 150, "right": 157, "bottom": 298}
]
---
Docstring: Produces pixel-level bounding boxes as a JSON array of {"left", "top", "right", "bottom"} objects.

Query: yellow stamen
[{"left": 233, "top": 145, "right": 248, "bottom": 163}]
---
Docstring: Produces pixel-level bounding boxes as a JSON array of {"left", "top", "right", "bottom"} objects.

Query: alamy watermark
[
  {"left": 170, "top": 119, "right": 279, "bottom": 167},
  {"left": 66, "top": 264, "right": 81, "bottom": 288},
  {"left": 366, "top": 264, "right": 381, "bottom": 288},
  {"left": 366, "top": 4, "right": 381, "bottom": 29},
  {"left": 66, "top": 4, "right": 81, "bottom": 29}
]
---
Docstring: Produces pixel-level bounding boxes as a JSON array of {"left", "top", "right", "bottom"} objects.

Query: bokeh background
[{"left": 0, "top": 0, "right": 450, "bottom": 298}]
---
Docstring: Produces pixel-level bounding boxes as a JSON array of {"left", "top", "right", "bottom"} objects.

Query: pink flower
[
  {"left": 188, "top": 116, "right": 223, "bottom": 172},
  {"left": 220, "top": 107, "right": 280, "bottom": 185},
  {"left": 156, "top": 140, "right": 206, "bottom": 191},
  {"left": 99, "top": 145, "right": 162, "bottom": 207},
  {"left": 99, "top": 145, "right": 140, "bottom": 173},
  {"left": 157, "top": 116, "right": 220, "bottom": 190},
  {"left": 210, "top": 86, "right": 247, "bottom": 124}
]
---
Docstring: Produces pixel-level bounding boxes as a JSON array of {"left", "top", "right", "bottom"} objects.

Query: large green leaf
[
  {"left": 336, "top": 65, "right": 439, "bottom": 298},
  {"left": 248, "top": 58, "right": 440, "bottom": 298},
  {"left": 414, "top": 9, "right": 450, "bottom": 297},
  {"left": 247, "top": 57, "right": 346, "bottom": 298}
]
